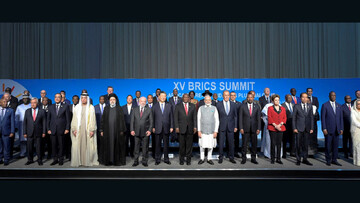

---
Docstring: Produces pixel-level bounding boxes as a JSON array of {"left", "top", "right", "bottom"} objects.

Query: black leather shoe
[
  {"left": 326, "top": 162, "right": 331, "bottom": 166},
  {"left": 207, "top": 160, "right": 214, "bottom": 165},
  {"left": 251, "top": 159, "right": 259, "bottom": 164},
  {"left": 344, "top": 154, "right": 349, "bottom": 159},
  {"left": 50, "top": 160, "right": 58, "bottom": 165},
  {"left": 142, "top": 162, "right": 148, "bottom": 167},
  {"left": 302, "top": 160, "right": 313, "bottom": 166},
  {"left": 198, "top": 160, "right": 205, "bottom": 165},
  {"left": 331, "top": 161, "right": 342, "bottom": 166},
  {"left": 218, "top": 159, "right": 223, "bottom": 164},
  {"left": 230, "top": 159, "right": 236, "bottom": 164},
  {"left": 186, "top": 161, "right": 191, "bottom": 165},
  {"left": 276, "top": 160, "right": 283, "bottom": 164},
  {"left": 25, "top": 160, "right": 34, "bottom": 165},
  {"left": 38, "top": 161, "right": 43, "bottom": 166},
  {"left": 282, "top": 155, "right": 287, "bottom": 159},
  {"left": 296, "top": 161, "right": 301, "bottom": 166},
  {"left": 0, "top": 160, "right": 3, "bottom": 164},
  {"left": 350, "top": 154, "right": 353, "bottom": 158},
  {"left": 271, "top": 160, "right": 275, "bottom": 164},
  {"left": 59, "top": 161, "right": 63, "bottom": 166},
  {"left": 132, "top": 162, "right": 139, "bottom": 167},
  {"left": 155, "top": 161, "right": 160, "bottom": 165},
  {"left": 4, "top": 162, "right": 9, "bottom": 166},
  {"left": 180, "top": 160, "right": 184, "bottom": 165},
  {"left": 164, "top": 160, "right": 171, "bottom": 165},
  {"left": 234, "top": 154, "right": 241, "bottom": 158},
  {"left": 241, "top": 159, "right": 246, "bottom": 164}
]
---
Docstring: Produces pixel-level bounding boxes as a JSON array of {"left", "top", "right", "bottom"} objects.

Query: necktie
[
  {"left": 289, "top": 103, "right": 293, "bottom": 113},
  {"left": 332, "top": 102, "right": 336, "bottom": 114},
  {"left": 225, "top": 102, "right": 229, "bottom": 115},
  {"left": 294, "top": 96, "right": 297, "bottom": 104},
  {"left": 175, "top": 97, "right": 177, "bottom": 104},
  {"left": 101, "top": 104, "right": 103, "bottom": 115},
  {"left": 161, "top": 103, "right": 164, "bottom": 114},
  {"left": 33, "top": 109, "right": 36, "bottom": 121},
  {"left": 149, "top": 104, "right": 152, "bottom": 108},
  {"left": 266, "top": 97, "right": 269, "bottom": 103},
  {"left": 249, "top": 104, "right": 252, "bottom": 116},
  {"left": 56, "top": 104, "right": 59, "bottom": 115},
  {"left": 185, "top": 103, "right": 188, "bottom": 115},
  {"left": 140, "top": 107, "right": 143, "bottom": 118}
]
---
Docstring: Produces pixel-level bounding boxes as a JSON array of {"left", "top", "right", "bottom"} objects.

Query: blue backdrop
[{"left": 1, "top": 78, "right": 359, "bottom": 139}]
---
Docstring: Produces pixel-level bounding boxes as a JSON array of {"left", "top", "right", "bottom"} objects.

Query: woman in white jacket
[{"left": 351, "top": 99, "right": 360, "bottom": 166}]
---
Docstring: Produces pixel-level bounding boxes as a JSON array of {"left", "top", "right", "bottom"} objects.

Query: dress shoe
[
  {"left": 296, "top": 161, "right": 301, "bottom": 166},
  {"left": 241, "top": 159, "right": 246, "bottom": 164},
  {"left": 59, "top": 161, "right": 63, "bottom": 166},
  {"left": 350, "top": 154, "right": 353, "bottom": 158},
  {"left": 25, "top": 160, "right": 34, "bottom": 165},
  {"left": 234, "top": 153, "right": 241, "bottom": 158},
  {"left": 198, "top": 160, "right": 205, "bottom": 165},
  {"left": 50, "top": 160, "right": 59, "bottom": 165},
  {"left": 186, "top": 161, "right": 191, "bottom": 165},
  {"left": 276, "top": 160, "right": 283, "bottom": 164},
  {"left": 290, "top": 153, "right": 296, "bottom": 157},
  {"left": 4, "top": 162, "right": 9, "bottom": 166},
  {"left": 302, "top": 160, "right": 313, "bottom": 166},
  {"left": 207, "top": 160, "right": 214, "bottom": 165},
  {"left": 180, "top": 160, "right": 184, "bottom": 165},
  {"left": 142, "top": 162, "right": 148, "bottom": 167},
  {"left": 344, "top": 154, "right": 349, "bottom": 159},
  {"left": 229, "top": 159, "right": 236, "bottom": 164},
  {"left": 164, "top": 160, "right": 171, "bottom": 165},
  {"left": 282, "top": 155, "right": 287, "bottom": 159},
  {"left": 0, "top": 160, "right": 3, "bottom": 164},
  {"left": 132, "top": 162, "right": 139, "bottom": 167},
  {"left": 271, "top": 160, "right": 275, "bottom": 164},
  {"left": 218, "top": 159, "right": 223, "bottom": 164},
  {"left": 251, "top": 159, "right": 259, "bottom": 164},
  {"left": 331, "top": 161, "right": 342, "bottom": 166},
  {"left": 326, "top": 162, "right": 331, "bottom": 166},
  {"left": 38, "top": 161, "right": 43, "bottom": 166},
  {"left": 155, "top": 161, "right": 160, "bottom": 165}
]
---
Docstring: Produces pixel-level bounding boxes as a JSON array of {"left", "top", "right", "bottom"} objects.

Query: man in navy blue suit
[
  {"left": 122, "top": 95, "right": 135, "bottom": 157},
  {"left": 306, "top": 87, "right": 320, "bottom": 156},
  {"left": 321, "top": 91, "right": 344, "bottom": 166},
  {"left": 216, "top": 90, "right": 238, "bottom": 164},
  {"left": 47, "top": 93, "right": 71, "bottom": 166},
  {"left": 133, "top": 90, "right": 141, "bottom": 107},
  {"left": 152, "top": 91, "right": 173, "bottom": 165},
  {"left": 23, "top": 98, "right": 46, "bottom": 165},
  {"left": 290, "top": 88, "right": 300, "bottom": 105},
  {"left": 0, "top": 98, "right": 15, "bottom": 165},
  {"left": 94, "top": 95, "right": 106, "bottom": 162},
  {"left": 351, "top": 90, "right": 360, "bottom": 106},
  {"left": 169, "top": 89, "right": 182, "bottom": 143},
  {"left": 342, "top": 95, "right": 353, "bottom": 159}
]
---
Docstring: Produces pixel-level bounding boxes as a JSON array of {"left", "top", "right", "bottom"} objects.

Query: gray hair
[{"left": 31, "top": 97, "right": 38, "bottom": 103}]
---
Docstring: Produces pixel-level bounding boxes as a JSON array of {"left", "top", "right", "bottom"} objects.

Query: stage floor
[{"left": 1, "top": 152, "right": 360, "bottom": 180}]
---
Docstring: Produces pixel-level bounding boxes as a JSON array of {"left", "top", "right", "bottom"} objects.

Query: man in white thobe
[{"left": 197, "top": 95, "right": 219, "bottom": 165}]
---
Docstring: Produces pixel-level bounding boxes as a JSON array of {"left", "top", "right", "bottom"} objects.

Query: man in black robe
[{"left": 100, "top": 94, "right": 127, "bottom": 166}]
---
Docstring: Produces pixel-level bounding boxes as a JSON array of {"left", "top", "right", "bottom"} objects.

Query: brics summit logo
[{"left": 0, "top": 79, "right": 31, "bottom": 99}]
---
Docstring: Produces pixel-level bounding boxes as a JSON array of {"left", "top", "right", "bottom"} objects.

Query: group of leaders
[{"left": 1, "top": 86, "right": 360, "bottom": 167}]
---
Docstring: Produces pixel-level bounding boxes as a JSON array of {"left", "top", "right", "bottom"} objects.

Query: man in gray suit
[{"left": 130, "top": 97, "right": 154, "bottom": 167}]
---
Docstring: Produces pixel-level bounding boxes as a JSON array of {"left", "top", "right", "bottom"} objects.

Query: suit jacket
[
  {"left": 94, "top": 104, "right": 105, "bottom": 132},
  {"left": 38, "top": 98, "right": 52, "bottom": 106},
  {"left": 242, "top": 99, "right": 261, "bottom": 110},
  {"left": 169, "top": 96, "right": 182, "bottom": 107},
  {"left": 153, "top": 102, "right": 173, "bottom": 134},
  {"left": 342, "top": 103, "right": 352, "bottom": 132},
  {"left": 291, "top": 95, "right": 301, "bottom": 105},
  {"left": 281, "top": 102, "right": 294, "bottom": 132},
  {"left": 321, "top": 101, "right": 344, "bottom": 135},
  {"left": 23, "top": 108, "right": 46, "bottom": 137},
  {"left": 267, "top": 106, "right": 287, "bottom": 132},
  {"left": 292, "top": 103, "right": 314, "bottom": 132},
  {"left": 132, "top": 98, "right": 141, "bottom": 107},
  {"left": 7, "top": 98, "right": 18, "bottom": 111},
  {"left": 309, "top": 96, "right": 319, "bottom": 109},
  {"left": 174, "top": 102, "right": 197, "bottom": 134},
  {"left": 130, "top": 106, "right": 153, "bottom": 136},
  {"left": 0, "top": 107, "right": 15, "bottom": 135},
  {"left": 198, "top": 99, "right": 216, "bottom": 108},
  {"left": 122, "top": 104, "right": 133, "bottom": 132},
  {"left": 239, "top": 102, "right": 261, "bottom": 133},
  {"left": 47, "top": 103, "right": 71, "bottom": 135},
  {"left": 259, "top": 95, "right": 271, "bottom": 110},
  {"left": 216, "top": 100, "right": 238, "bottom": 132}
]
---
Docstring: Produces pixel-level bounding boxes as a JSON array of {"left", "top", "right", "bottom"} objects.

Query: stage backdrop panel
[{"left": 1, "top": 78, "right": 359, "bottom": 139}]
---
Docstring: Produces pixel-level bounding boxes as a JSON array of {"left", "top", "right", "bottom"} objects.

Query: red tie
[
  {"left": 140, "top": 107, "right": 143, "bottom": 118},
  {"left": 294, "top": 97, "right": 297, "bottom": 104},
  {"left": 33, "top": 109, "right": 36, "bottom": 121},
  {"left": 185, "top": 103, "right": 188, "bottom": 115},
  {"left": 249, "top": 104, "right": 252, "bottom": 116}
]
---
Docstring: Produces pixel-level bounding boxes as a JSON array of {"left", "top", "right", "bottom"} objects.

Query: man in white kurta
[
  {"left": 70, "top": 93, "right": 99, "bottom": 167},
  {"left": 15, "top": 94, "right": 31, "bottom": 157},
  {"left": 197, "top": 95, "right": 219, "bottom": 165}
]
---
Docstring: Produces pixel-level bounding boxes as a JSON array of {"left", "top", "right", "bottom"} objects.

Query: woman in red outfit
[{"left": 267, "top": 94, "right": 287, "bottom": 164}]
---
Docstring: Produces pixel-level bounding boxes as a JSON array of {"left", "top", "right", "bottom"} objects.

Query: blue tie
[
  {"left": 161, "top": 103, "right": 164, "bottom": 114},
  {"left": 289, "top": 103, "right": 293, "bottom": 113},
  {"left": 225, "top": 102, "right": 229, "bottom": 115},
  {"left": 101, "top": 104, "right": 103, "bottom": 115}
]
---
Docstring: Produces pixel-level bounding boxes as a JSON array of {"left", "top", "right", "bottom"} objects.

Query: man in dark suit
[
  {"left": 351, "top": 90, "right": 360, "bottom": 106},
  {"left": 0, "top": 98, "right": 15, "bottom": 166},
  {"left": 342, "top": 95, "right": 353, "bottom": 159},
  {"left": 152, "top": 91, "right": 173, "bottom": 165},
  {"left": 169, "top": 89, "right": 182, "bottom": 143},
  {"left": 281, "top": 94, "right": 295, "bottom": 158},
  {"left": 198, "top": 90, "right": 216, "bottom": 107},
  {"left": 69, "top": 95, "right": 79, "bottom": 114},
  {"left": 259, "top": 87, "right": 271, "bottom": 110},
  {"left": 47, "top": 93, "right": 71, "bottom": 166},
  {"left": 290, "top": 88, "right": 300, "bottom": 105},
  {"left": 213, "top": 93, "right": 219, "bottom": 104},
  {"left": 60, "top": 90, "right": 71, "bottom": 105},
  {"left": 130, "top": 97, "right": 154, "bottom": 167},
  {"left": 153, "top": 88, "right": 161, "bottom": 104},
  {"left": 216, "top": 90, "right": 238, "bottom": 164},
  {"left": 230, "top": 91, "right": 242, "bottom": 158},
  {"left": 133, "top": 90, "right": 141, "bottom": 107},
  {"left": 94, "top": 95, "right": 106, "bottom": 162},
  {"left": 39, "top": 90, "right": 52, "bottom": 106},
  {"left": 239, "top": 92, "right": 261, "bottom": 164},
  {"left": 122, "top": 95, "right": 135, "bottom": 158},
  {"left": 103, "top": 86, "right": 114, "bottom": 105},
  {"left": 4, "top": 87, "right": 18, "bottom": 111},
  {"left": 321, "top": 91, "right": 344, "bottom": 166},
  {"left": 23, "top": 98, "right": 46, "bottom": 166},
  {"left": 306, "top": 87, "right": 320, "bottom": 156},
  {"left": 174, "top": 93, "right": 197, "bottom": 165},
  {"left": 39, "top": 97, "right": 51, "bottom": 159},
  {"left": 292, "top": 92, "right": 314, "bottom": 166},
  {"left": 146, "top": 94, "right": 156, "bottom": 159}
]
